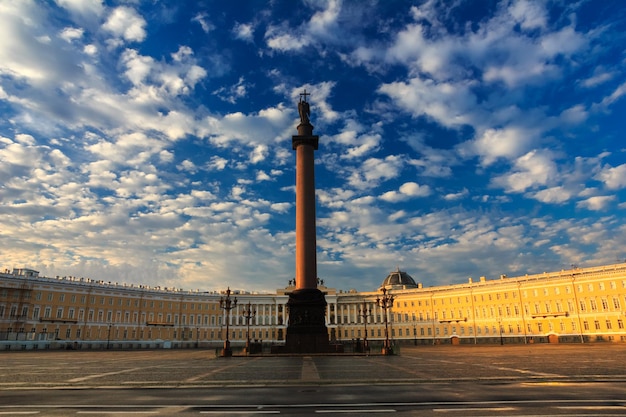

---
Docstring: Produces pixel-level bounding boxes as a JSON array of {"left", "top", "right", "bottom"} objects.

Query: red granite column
[
  {"left": 281, "top": 93, "right": 330, "bottom": 354},
  {"left": 293, "top": 122, "right": 318, "bottom": 290}
]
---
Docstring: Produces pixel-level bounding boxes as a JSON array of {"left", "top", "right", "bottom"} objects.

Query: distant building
[{"left": 1, "top": 262, "right": 625, "bottom": 350}]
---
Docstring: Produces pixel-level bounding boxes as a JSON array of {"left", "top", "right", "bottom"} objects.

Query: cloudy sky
[{"left": 1, "top": 0, "right": 625, "bottom": 293}]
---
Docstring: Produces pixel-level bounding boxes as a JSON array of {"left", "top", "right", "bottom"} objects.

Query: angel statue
[{"left": 298, "top": 90, "right": 311, "bottom": 124}]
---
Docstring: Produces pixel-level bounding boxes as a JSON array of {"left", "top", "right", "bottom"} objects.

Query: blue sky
[{"left": 1, "top": 0, "right": 625, "bottom": 293}]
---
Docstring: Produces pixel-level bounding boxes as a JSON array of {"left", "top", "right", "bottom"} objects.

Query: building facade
[{"left": 2, "top": 262, "right": 626, "bottom": 350}]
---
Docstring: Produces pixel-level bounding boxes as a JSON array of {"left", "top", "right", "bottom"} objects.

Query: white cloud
[
  {"left": 533, "top": 186, "right": 572, "bottom": 204},
  {"left": 264, "top": 0, "right": 342, "bottom": 52},
  {"left": 597, "top": 164, "right": 626, "bottom": 190},
  {"left": 233, "top": 22, "right": 254, "bottom": 42},
  {"left": 580, "top": 66, "right": 616, "bottom": 88},
  {"left": 347, "top": 155, "right": 404, "bottom": 190},
  {"left": 576, "top": 195, "right": 615, "bottom": 211},
  {"left": 256, "top": 170, "right": 271, "bottom": 181},
  {"left": 206, "top": 156, "right": 228, "bottom": 171},
  {"left": 213, "top": 77, "right": 249, "bottom": 104},
  {"left": 560, "top": 104, "right": 588, "bottom": 125},
  {"left": 378, "top": 77, "right": 476, "bottom": 129},
  {"left": 472, "top": 127, "right": 539, "bottom": 166},
  {"left": 593, "top": 81, "right": 626, "bottom": 110},
  {"left": 201, "top": 105, "right": 293, "bottom": 147},
  {"left": 192, "top": 13, "right": 214, "bottom": 33},
  {"left": 59, "top": 27, "right": 84, "bottom": 42},
  {"left": 330, "top": 119, "right": 382, "bottom": 160},
  {"left": 380, "top": 182, "right": 431, "bottom": 202},
  {"left": 249, "top": 144, "right": 268, "bottom": 164},
  {"left": 102, "top": 6, "right": 147, "bottom": 43},
  {"left": 265, "top": 29, "right": 310, "bottom": 52},
  {"left": 177, "top": 159, "right": 197, "bottom": 174},
  {"left": 491, "top": 149, "right": 557, "bottom": 193},
  {"left": 55, "top": 0, "right": 104, "bottom": 20},
  {"left": 508, "top": 0, "right": 547, "bottom": 30},
  {"left": 443, "top": 188, "right": 469, "bottom": 201}
]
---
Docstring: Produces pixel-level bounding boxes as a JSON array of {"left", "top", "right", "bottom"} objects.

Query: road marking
[
  {"left": 301, "top": 357, "right": 320, "bottom": 381},
  {"left": 200, "top": 412, "right": 279, "bottom": 415},
  {"left": 77, "top": 413, "right": 157, "bottom": 415},
  {"left": 433, "top": 407, "right": 516, "bottom": 412},
  {"left": 186, "top": 357, "right": 262, "bottom": 383},
  {"left": 0, "top": 413, "right": 40, "bottom": 415},
  {"left": 315, "top": 410, "right": 396, "bottom": 413},
  {"left": 67, "top": 367, "right": 151, "bottom": 382},
  {"left": 556, "top": 405, "right": 626, "bottom": 410}
]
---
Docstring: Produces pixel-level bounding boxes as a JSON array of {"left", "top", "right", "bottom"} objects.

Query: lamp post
[
  {"left": 358, "top": 301, "right": 371, "bottom": 353},
  {"left": 219, "top": 287, "right": 237, "bottom": 357},
  {"left": 376, "top": 288, "right": 395, "bottom": 355},
  {"left": 106, "top": 323, "right": 113, "bottom": 350},
  {"left": 498, "top": 317, "right": 504, "bottom": 345},
  {"left": 242, "top": 302, "right": 256, "bottom": 355}
]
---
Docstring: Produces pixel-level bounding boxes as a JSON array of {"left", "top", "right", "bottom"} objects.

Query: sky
[{"left": 1, "top": 0, "right": 625, "bottom": 293}]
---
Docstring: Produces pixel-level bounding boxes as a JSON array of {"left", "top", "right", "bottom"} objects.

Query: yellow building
[{"left": 1, "top": 262, "right": 625, "bottom": 350}]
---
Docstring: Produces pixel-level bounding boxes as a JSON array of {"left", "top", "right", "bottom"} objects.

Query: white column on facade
[
  {"left": 275, "top": 303, "right": 279, "bottom": 326},
  {"left": 325, "top": 303, "right": 330, "bottom": 325}
]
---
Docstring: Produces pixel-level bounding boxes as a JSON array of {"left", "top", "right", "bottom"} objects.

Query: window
[
  {"left": 594, "top": 320, "right": 601, "bottom": 330},
  {"left": 601, "top": 299, "right": 609, "bottom": 311},
  {"left": 606, "top": 320, "right": 612, "bottom": 330}
]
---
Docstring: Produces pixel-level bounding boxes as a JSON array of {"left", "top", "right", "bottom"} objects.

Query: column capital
[{"left": 292, "top": 135, "right": 319, "bottom": 150}]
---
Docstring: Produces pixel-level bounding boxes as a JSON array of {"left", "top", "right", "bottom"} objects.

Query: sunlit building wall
[{"left": 1, "top": 263, "right": 625, "bottom": 350}]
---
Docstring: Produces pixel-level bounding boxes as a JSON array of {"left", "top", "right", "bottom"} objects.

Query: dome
[{"left": 380, "top": 268, "right": 418, "bottom": 290}]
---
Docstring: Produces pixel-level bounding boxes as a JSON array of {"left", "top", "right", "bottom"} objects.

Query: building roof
[{"left": 380, "top": 268, "right": 418, "bottom": 290}]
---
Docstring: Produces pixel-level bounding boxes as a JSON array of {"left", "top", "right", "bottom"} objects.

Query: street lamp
[
  {"left": 106, "top": 323, "right": 113, "bottom": 350},
  {"left": 358, "top": 301, "right": 371, "bottom": 353},
  {"left": 497, "top": 317, "right": 504, "bottom": 345},
  {"left": 376, "top": 287, "right": 395, "bottom": 355},
  {"left": 219, "top": 287, "right": 237, "bottom": 357},
  {"left": 242, "top": 302, "right": 256, "bottom": 355}
]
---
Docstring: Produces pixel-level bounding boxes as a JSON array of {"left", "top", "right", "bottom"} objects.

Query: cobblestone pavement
[{"left": 2, "top": 344, "right": 625, "bottom": 389}]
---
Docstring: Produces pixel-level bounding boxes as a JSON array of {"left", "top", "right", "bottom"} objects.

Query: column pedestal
[{"left": 285, "top": 288, "right": 330, "bottom": 353}]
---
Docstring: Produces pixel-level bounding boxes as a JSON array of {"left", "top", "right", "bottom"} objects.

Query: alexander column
[{"left": 284, "top": 90, "right": 330, "bottom": 353}]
